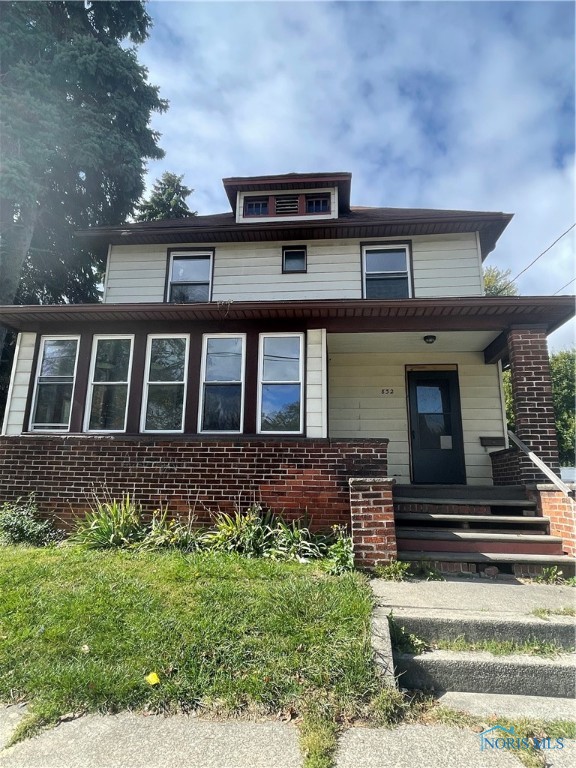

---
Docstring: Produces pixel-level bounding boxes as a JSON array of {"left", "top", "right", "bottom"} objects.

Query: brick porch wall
[
  {"left": 527, "top": 485, "right": 576, "bottom": 557},
  {"left": 349, "top": 477, "right": 397, "bottom": 568},
  {"left": 0, "top": 435, "right": 388, "bottom": 530}
]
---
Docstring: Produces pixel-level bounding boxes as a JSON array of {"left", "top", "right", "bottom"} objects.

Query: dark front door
[{"left": 407, "top": 370, "right": 466, "bottom": 484}]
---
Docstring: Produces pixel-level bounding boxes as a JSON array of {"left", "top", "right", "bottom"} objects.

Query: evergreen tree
[
  {"left": 0, "top": 0, "right": 167, "bottom": 317},
  {"left": 136, "top": 172, "right": 197, "bottom": 221}
]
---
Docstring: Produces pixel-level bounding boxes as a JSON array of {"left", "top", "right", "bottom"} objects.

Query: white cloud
[{"left": 139, "top": 0, "right": 575, "bottom": 349}]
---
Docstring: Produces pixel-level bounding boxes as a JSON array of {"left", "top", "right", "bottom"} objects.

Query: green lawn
[{"left": 0, "top": 546, "right": 383, "bottom": 759}]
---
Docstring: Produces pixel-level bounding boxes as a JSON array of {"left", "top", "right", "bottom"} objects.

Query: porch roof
[{"left": 0, "top": 296, "right": 573, "bottom": 338}]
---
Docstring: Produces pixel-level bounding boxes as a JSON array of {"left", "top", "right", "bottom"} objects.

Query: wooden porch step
[
  {"left": 395, "top": 513, "right": 548, "bottom": 525},
  {"left": 397, "top": 532, "right": 564, "bottom": 555},
  {"left": 393, "top": 484, "right": 531, "bottom": 502},
  {"left": 394, "top": 497, "right": 536, "bottom": 508}
]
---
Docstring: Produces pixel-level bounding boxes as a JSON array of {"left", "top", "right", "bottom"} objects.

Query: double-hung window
[
  {"left": 258, "top": 334, "right": 303, "bottom": 433},
  {"left": 142, "top": 335, "right": 188, "bottom": 432},
  {"left": 30, "top": 337, "right": 79, "bottom": 431},
  {"left": 167, "top": 252, "right": 212, "bottom": 303},
  {"left": 363, "top": 245, "right": 412, "bottom": 299},
  {"left": 85, "top": 336, "right": 133, "bottom": 432},
  {"left": 199, "top": 335, "right": 245, "bottom": 432}
]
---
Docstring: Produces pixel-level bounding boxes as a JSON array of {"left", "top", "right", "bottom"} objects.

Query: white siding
[
  {"left": 328, "top": 350, "right": 504, "bottom": 484},
  {"left": 2, "top": 332, "right": 36, "bottom": 435},
  {"left": 306, "top": 329, "right": 327, "bottom": 437},
  {"left": 105, "top": 232, "right": 483, "bottom": 303}
]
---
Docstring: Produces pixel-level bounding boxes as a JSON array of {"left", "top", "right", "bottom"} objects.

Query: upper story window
[
  {"left": 85, "top": 336, "right": 133, "bottom": 432},
  {"left": 238, "top": 188, "right": 335, "bottom": 223},
  {"left": 306, "top": 195, "right": 330, "bottom": 214},
  {"left": 282, "top": 246, "right": 307, "bottom": 273},
  {"left": 30, "top": 337, "right": 79, "bottom": 431},
  {"left": 244, "top": 197, "right": 269, "bottom": 216},
  {"left": 167, "top": 251, "right": 212, "bottom": 303},
  {"left": 363, "top": 245, "right": 412, "bottom": 299}
]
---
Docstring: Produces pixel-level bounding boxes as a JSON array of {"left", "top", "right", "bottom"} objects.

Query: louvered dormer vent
[{"left": 275, "top": 195, "right": 300, "bottom": 215}]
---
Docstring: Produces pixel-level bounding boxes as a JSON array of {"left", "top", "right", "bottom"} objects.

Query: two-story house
[{"left": 1, "top": 172, "right": 574, "bottom": 574}]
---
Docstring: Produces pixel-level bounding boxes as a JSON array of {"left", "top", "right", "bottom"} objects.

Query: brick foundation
[
  {"left": 0, "top": 435, "right": 388, "bottom": 530},
  {"left": 527, "top": 485, "right": 576, "bottom": 557},
  {"left": 491, "top": 447, "right": 535, "bottom": 486},
  {"left": 349, "top": 477, "right": 397, "bottom": 568}
]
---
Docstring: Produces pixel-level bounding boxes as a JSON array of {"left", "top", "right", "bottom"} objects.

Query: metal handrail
[{"left": 507, "top": 430, "right": 573, "bottom": 497}]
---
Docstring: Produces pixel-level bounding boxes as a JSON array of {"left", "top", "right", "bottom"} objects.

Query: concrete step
[
  {"left": 397, "top": 530, "right": 565, "bottom": 555},
  {"left": 394, "top": 648, "right": 576, "bottom": 698},
  {"left": 436, "top": 691, "right": 576, "bottom": 721},
  {"left": 393, "top": 484, "right": 533, "bottom": 502},
  {"left": 388, "top": 607, "right": 576, "bottom": 649},
  {"left": 395, "top": 497, "right": 536, "bottom": 508}
]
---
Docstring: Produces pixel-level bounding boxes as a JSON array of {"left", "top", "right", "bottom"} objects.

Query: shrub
[
  {"left": 0, "top": 495, "right": 61, "bottom": 546},
  {"left": 265, "top": 518, "right": 326, "bottom": 562},
  {"left": 72, "top": 493, "right": 145, "bottom": 549}
]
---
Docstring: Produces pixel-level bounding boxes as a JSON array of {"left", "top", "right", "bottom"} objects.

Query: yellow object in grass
[{"left": 145, "top": 672, "right": 160, "bottom": 685}]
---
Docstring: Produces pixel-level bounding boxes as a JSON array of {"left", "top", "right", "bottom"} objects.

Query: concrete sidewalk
[{"left": 2, "top": 707, "right": 575, "bottom": 768}]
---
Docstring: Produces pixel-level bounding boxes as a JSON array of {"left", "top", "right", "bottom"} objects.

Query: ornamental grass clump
[{"left": 72, "top": 493, "right": 145, "bottom": 549}]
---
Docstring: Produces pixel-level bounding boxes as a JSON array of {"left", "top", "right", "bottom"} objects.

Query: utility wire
[
  {"left": 499, "top": 223, "right": 575, "bottom": 294},
  {"left": 553, "top": 277, "right": 576, "bottom": 295}
]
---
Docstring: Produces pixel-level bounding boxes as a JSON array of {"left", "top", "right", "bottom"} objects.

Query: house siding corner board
[
  {"left": 105, "top": 233, "right": 482, "bottom": 304},
  {"left": 328, "top": 351, "right": 504, "bottom": 484},
  {"left": 2, "top": 332, "right": 36, "bottom": 436},
  {"left": 0, "top": 436, "right": 388, "bottom": 530}
]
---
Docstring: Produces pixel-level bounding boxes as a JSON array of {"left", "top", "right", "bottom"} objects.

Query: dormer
[{"left": 222, "top": 172, "right": 352, "bottom": 224}]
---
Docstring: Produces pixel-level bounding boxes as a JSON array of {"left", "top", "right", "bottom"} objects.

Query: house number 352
[{"left": 381, "top": 388, "right": 394, "bottom": 395}]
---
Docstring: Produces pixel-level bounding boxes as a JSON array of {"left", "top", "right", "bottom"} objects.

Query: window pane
[
  {"left": 245, "top": 199, "right": 268, "bottom": 216},
  {"left": 170, "top": 283, "right": 209, "bottom": 303},
  {"left": 206, "top": 337, "right": 242, "bottom": 381},
  {"left": 89, "top": 385, "right": 128, "bottom": 430},
  {"left": 40, "top": 339, "right": 78, "bottom": 378},
  {"left": 416, "top": 384, "right": 450, "bottom": 414},
  {"left": 306, "top": 197, "right": 329, "bottom": 213},
  {"left": 262, "top": 337, "right": 300, "bottom": 381},
  {"left": 93, "top": 339, "right": 131, "bottom": 382},
  {"left": 33, "top": 383, "right": 73, "bottom": 428},
  {"left": 149, "top": 338, "right": 186, "bottom": 382},
  {"left": 365, "top": 276, "right": 409, "bottom": 299},
  {"left": 202, "top": 384, "right": 241, "bottom": 431},
  {"left": 171, "top": 257, "right": 211, "bottom": 282},
  {"left": 365, "top": 249, "right": 407, "bottom": 273},
  {"left": 261, "top": 384, "right": 301, "bottom": 432},
  {"left": 145, "top": 384, "right": 184, "bottom": 431},
  {"left": 284, "top": 250, "right": 306, "bottom": 272}
]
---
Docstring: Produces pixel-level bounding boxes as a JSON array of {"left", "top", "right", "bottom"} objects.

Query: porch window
[
  {"left": 363, "top": 245, "right": 411, "bottom": 299},
  {"left": 282, "top": 246, "right": 307, "bottom": 273},
  {"left": 85, "top": 336, "right": 133, "bottom": 432},
  {"left": 30, "top": 337, "right": 79, "bottom": 431},
  {"left": 258, "top": 334, "right": 303, "bottom": 433},
  {"left": 199, "top": 334, "right": 245, "bottom": 432},
  {"left": 167, "top": 252, "right": 212, "bottom": 303},
  {"left": 141, "top": 335, "right": 188, "bottom": 432}
]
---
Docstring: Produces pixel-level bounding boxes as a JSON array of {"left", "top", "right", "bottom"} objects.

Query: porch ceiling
[
  {"left": 327, "top": 330, "right": 500, "bottom": 354},
  {"left": 0, "top": 296, "right": 573, "bottom": 336}
]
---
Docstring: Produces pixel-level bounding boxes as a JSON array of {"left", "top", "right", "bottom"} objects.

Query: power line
[
  {"left": 553, "top": 277, "right": 576, "bottom": 295},
  {"left": 500, "top": 223, "right": 575, "bottom": 293}
]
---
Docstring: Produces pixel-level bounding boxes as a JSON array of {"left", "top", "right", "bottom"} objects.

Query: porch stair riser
[{"left": 393, "top": 484, "right": 573, "bottom": 573}]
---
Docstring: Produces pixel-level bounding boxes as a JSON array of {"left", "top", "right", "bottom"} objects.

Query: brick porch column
[
  {"left": 508, "top": 327, "right": 560, "bottom": 479},
  {"left": 349, "top": 477, "right": 397, "bottom": 569}
]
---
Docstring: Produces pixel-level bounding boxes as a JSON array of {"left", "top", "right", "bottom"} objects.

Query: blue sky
[{"left": 138, "top": 0, "right": 575, "bottom": 349}]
